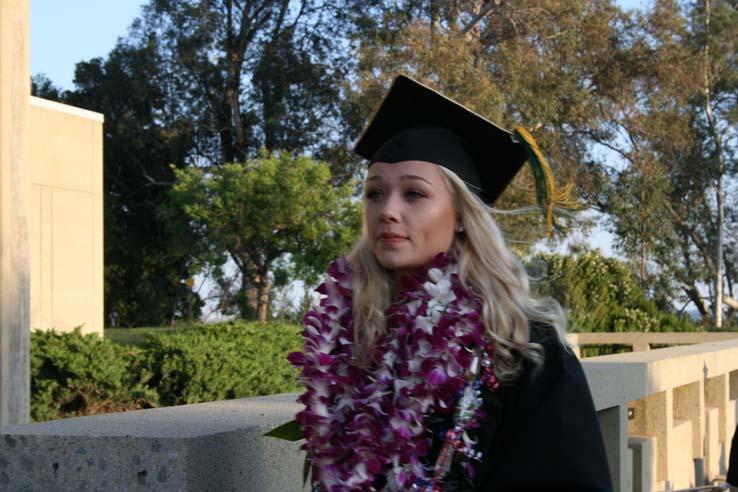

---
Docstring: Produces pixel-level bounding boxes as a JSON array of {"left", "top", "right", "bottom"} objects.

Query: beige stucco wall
[{"left": 28, "top": 97, "right": 103, "bottom": 335}]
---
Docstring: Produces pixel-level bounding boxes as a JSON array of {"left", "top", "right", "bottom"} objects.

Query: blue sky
[{"left": 31, "top": 1, "right": 145, "bottom": 89}]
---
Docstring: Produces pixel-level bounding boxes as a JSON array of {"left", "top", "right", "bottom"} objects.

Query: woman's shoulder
[
  {"left": 528, "top": 320, "right": 566, "bottom": 348},
  {"left": 475, "top": 323, "right": 613, "bottom": 491},
  {"left": 511, "top": 321, "right": 588, "bottom": 410},
  {"left": 526, "top": 321, "right": 573, "bottom": 372}
]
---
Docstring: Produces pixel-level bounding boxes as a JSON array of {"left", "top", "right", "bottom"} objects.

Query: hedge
[
  {"left": 31, "top": 321, "right": 303, "bottom": 422},
  {"left": 144, "top": 321, "right": 303, "bottom": 406},
  {"left": 31, "top": 328, "right": 158, "bottom": 422}
]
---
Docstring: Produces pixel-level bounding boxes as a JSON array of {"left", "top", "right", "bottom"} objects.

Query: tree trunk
[
  {"left": 702, "top": 0, "right": 725, "bottom": 328},
  {"left": 715, "top": 170, "right": 724, "bottom": 327},
  {"left": 686, "top": 286, "right": 710, "bottom": 318},
  {"left": 726, "top": 260, "right": 734, "bottom": 299},
  {"left": 462, "top": 1, "right": 499, "bottom": 35},
  {"left": 640, "top": 187, "right": 647, "bottom": 289},
  {"left": 240, "top": 274, "right": 259, "bottom": 320},
  {"left": 257, "top": 281, "right": 271, "bottom": 322},
  {"left": 250, "top": 266, "right": 271, "bottom": 322}
]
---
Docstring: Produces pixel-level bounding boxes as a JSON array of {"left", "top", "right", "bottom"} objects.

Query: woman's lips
[{"left": 378, "top": 233, "right": 408, "bottom": 244}]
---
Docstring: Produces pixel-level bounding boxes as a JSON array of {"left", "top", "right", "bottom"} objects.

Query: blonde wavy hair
[{"left": 348, "top": 166, "right": 568, "bottom": 381}]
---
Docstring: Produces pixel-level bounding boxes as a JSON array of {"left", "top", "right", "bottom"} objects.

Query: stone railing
[
  {"left": 2, "top": 334, "right": 738, "bottom": 491},
  {"left": 581, "top": 336, "right": 738, "bottom": 492},
  {"left": 566, "top": 332, "right": 738, "bottom": 356}
]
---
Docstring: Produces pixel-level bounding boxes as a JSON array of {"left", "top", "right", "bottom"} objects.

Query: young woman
[{"left": 289, "top": 75, "right": 612, "bottom": 492}]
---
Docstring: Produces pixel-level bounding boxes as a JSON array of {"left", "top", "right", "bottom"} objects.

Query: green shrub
[
  {"left": 31, "top": 328, "right": 158, "bottom": 422},
  {"left": 31, "top": 321, "right": 304, "bottom": 422},
  {"left": 532, "top": 251, "right": 697, "bottom": 333},
  {"left": 143, "top": 321, "right": 303, "bottom": 405}
]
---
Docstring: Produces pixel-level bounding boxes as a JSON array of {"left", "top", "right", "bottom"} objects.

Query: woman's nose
[{"left": 379, "top": 194, "right": 401, "bottom": 223}]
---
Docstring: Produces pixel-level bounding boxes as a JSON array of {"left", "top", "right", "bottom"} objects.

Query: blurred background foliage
[
  {"left": 532, "top": 250, "right": 696, "bottom": 334},
  {"left": 30, "top": 0, "right": 738, "bottom": 328}
]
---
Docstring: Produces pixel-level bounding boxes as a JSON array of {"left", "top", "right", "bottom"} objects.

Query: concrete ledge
[
  {"left": 581, "top": 339, "right": 738, "bottom": 410},
  {"left": 0, "top": 394, "right": 305, "bottom": 491},
  {"left": 2, "top": 338, "right": 738, "bottom": 491}
]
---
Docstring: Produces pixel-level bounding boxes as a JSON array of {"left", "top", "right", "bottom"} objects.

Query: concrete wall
[
  {"left": 1, "top": 337, "right": 737, "bottom": 491},
  {"left": 0, "top": 395, "right": 304, "bottom": 491},
  {"left": 27, "top": 97, "right": 104, "bottom": 335},
  {"left": 0, "top": 0, "right": 31, "bottom": 426}
]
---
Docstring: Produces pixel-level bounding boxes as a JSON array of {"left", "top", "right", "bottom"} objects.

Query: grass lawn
[{"left": 105, "top": 324, "right": 200, "bottom": 346}]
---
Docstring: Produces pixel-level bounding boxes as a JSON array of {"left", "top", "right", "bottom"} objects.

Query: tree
[
  {"left": 584, "top": 0, "right": 697, "bottom": 298},
  {"left": 691, "top": 0, "right": 738, "bottom": 326},
  {"left": 532, "top": 250, "right": 697, "bottom": 333},
  {"left": 591, "top": 0, "right": 738, "bottom": 325},
  {"left": 343, "top": 0, "right": 626, "bottom": 244},
  {"left": 132, "top": 0, "right": 352, "bottom": 175},
  {"left": 167, "top": 151, "right": 360, "bottom": 321},
  {"left": 98, "top": 1, "right": 358, "bottom": 324}
]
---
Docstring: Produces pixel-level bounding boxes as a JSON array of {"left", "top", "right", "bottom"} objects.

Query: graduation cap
[{"left": 354, "top": 75, "right": 578, "bottom": 232}]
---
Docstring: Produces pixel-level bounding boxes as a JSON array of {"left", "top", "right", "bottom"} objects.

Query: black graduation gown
[
  {"left": 469, "top": 324, "right": 613, "bottom": 491},
  {"left": 728, "top": 423, "right": 738, "bottom": 486}
]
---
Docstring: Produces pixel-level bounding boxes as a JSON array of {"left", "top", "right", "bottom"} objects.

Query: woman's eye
[
  {"left": 365, "top": 189, "right": 384, "bottom": 200},
  {"left": 405, "top": 190, "right": 426, "bottom": 200}
]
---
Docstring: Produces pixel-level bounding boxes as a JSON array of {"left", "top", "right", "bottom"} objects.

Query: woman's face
[{"left": 364, "top": 160, "right": 458, "bottom": 279}]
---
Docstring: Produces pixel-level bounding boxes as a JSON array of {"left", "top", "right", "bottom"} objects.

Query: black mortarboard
[{"left": 354, "top": 75, "right": 527, "bottom": 204}]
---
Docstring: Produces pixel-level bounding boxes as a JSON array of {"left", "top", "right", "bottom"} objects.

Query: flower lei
[{"left": 288, "top": 254, "right": 501, "bottom": 492}]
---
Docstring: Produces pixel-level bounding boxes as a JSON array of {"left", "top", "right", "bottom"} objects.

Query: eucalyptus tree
[
  {"left": 690, "top": 0, "right": 738, "bottom": 326},
  {"left": 591, "top": 0, "right": 738, "bottom": 325},
  {"left": 343, "top": 0, "right": 625, "bottom": 243}
]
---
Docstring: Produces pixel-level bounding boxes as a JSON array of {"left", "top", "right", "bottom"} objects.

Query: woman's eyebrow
[
  {"left": 400, "top": 175, "right": 432, "bottom": 185},
  {"left": 365, "top": 175, "right": 432, "bottom": 185}
]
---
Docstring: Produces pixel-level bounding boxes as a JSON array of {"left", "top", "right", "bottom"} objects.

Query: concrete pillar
[
  {"left": 673, "top": 380, "right": 704, "bottom": 460},
  {"left": 705, "top": 375, "right": 728, "bottom": 441},
  {"left": 705, "top": 374, "right": 729, "bottom": 475},
  {"left": 705, "top": 406, "right": 721, "bottom": 480},
  {"left": 0, "top": 0, "right": 31, "bottom": 426},
  {"left": 630, "top": 390, "right": 671, "bottom": 483},
  {"left": 729, "top": 369, "right": 738, "bottom": 428},
  {"left": 629, "top": 435, "right": 657, "bottom": 492},
  {"left": 633, "top": 333, "right": 651, "bottom": 352},
  {"left": 599, "top": 405, "right": 633, "bottom": 492}
]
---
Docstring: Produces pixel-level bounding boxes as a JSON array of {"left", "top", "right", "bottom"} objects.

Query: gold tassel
[{"left": 513, "top": 126, "right": 581, "bottom": 235}]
